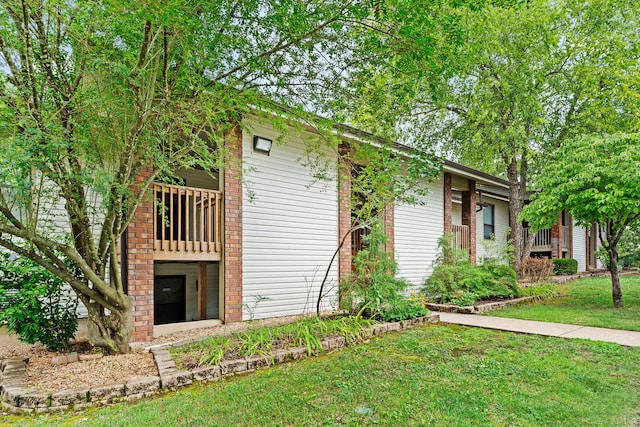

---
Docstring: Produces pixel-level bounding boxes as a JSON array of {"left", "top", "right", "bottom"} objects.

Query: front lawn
[
  {"left": 5, "top": 325, "right": 640, "bottom": 426},
  {"left": 489, "top": 275, "right": 640, "bottom": 331}
]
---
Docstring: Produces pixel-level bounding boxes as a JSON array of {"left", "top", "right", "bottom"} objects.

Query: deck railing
[
  {"left": 451, "top": 224, "right": 470, "bottom": 251},
  {"left": 152, "top": 183, "right": 222, "bottom": 261},
  {"left": 524, "top": 227, "right": 552, "bottom": 252}
]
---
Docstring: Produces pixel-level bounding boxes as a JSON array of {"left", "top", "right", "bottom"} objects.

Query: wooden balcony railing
[
  {"left": 152, "top": 183, "right": 222, "bottom": 261},
  {"left": 524, "top": 227, "right": 552, "bottom": 252},
  {"left": 451, "top": 224, "right": 470, "bottom": 251}
]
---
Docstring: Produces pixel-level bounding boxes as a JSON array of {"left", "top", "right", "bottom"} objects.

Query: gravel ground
[
  {"left": 0, "top": 315, "right": 302, "bottom": 394},
  {"left": 0, "top": 342, "right": 156, "bottom": 394}
]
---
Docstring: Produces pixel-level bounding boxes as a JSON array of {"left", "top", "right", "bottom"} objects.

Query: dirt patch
[{"left": 0, "top": 315, "right": 301, "bottom": 394}]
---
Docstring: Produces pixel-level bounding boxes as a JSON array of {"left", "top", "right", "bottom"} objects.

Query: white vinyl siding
[
  {"left": 476, "top": 197, "right": 510, "bottom": 263},
  {"left": 572, "top": 220, "right": 587, "bottom": 272},
  {"left": 35, "top": 179, "right": 107, "bottom": 318},
  {"left": 394, "top": 176, "right": 443, "bottom": 287},
  {"left": 242, "top": 121, "right": 339, "bottom": 320}
]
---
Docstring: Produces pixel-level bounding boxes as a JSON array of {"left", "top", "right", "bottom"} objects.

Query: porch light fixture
[{"left": 253, "top": 136, "right": 273, "bottom": 155}]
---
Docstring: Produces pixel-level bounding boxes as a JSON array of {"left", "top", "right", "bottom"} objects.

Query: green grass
[
  {"left": 5, "top": 325, "right": 640, "bottom": 426},
  {"left": 488, "top": 275, "right": 640, "bottom": 331}
]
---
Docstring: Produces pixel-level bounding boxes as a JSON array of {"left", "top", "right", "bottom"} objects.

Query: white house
[{"left": 5, "top": 115, "right": 598, "bottom": 342}]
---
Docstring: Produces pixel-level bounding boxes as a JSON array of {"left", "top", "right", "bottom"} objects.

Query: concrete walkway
[{"left": 436, "top": 312, "right": 640, "bottom": 347}]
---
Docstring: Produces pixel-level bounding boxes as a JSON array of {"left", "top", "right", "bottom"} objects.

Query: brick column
[
  {"left": 383, "top": 204, "right": 394, "bottom": 257},
  {"left": 568, "top": 214, "right": 573, "bottom": 259},
  {"left": 550, "top": 212, "right": 562, "bottom": 258},
  {"left": 443, "top": 173, "right": 452, "bottom": 236},
  {"left": 461, "top": 180, "right": 477, "bottom": 265},
  {"left": 337, "top": 148, "right": 352, "bottom": 282},
  {"left": 128, "top": 167, "right": 155, "bottom": 342},
  {"left": 224, "top": 125, "right": 243, "bottom": 324}
]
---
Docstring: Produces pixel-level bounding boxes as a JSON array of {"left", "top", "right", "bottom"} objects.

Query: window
[{"left": 483, "top": 204, "right": 495, "bottom": 239}]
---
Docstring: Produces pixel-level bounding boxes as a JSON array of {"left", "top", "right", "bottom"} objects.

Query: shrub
[
  {"left": 519, "top": 257, "right": 554, "bottom": 282},
  {"left": 0, "top": 252, "right": 78, "bottom": 350},
  {"left": 422, "top": 236, "right": 519, "bottom": 305},
  {"left": 434, "top": 233, "right": 469, "bottom": 267},
  {"left": 479, "top": 229, "right": 515, "bottom": 267},
  {"left": 552, "top": 258, "right": 578, "bottom": 275},
  {"left": 479, "top": 264, "right": 519, "bottom": 296},
  {"left": 341, "top": 224, "right": 428, "bottom": 321}
]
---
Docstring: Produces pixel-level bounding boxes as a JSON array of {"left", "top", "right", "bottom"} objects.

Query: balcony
[
  {"left": 152, "top": 183, "right": 222, "bottom": 261},
  {"left": 451, "top": 224, "right": 470, "bottom": 251},
  {"left": 524, "top": 227, "right": 551, "bottom": 252},
  {"left": 524, "top": 226, "right": 571, "bottom": 253}
]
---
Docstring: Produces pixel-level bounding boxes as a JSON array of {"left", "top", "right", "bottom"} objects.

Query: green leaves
[
  {"left": 0, "top": 0, "right": 408, "bottom": 350},
  {"left": 0, "top": 252, "right": 79, "bottom": 351},
  {"left": 525, "top": 133, "right": 640, "bottom": 233}
]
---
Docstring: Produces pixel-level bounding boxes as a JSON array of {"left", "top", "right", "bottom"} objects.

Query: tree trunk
[
  {"left": 510, "top": 197, "right": 524, "bottom": 268},
  {"left": 608, "top": 246, "right": 622, "bottom": 308},
  {"left": 506, "top": 157, "right": 526, "bottom": 271},
  {"left": 83, "top": 295, "right": 133, "bottom": 354}
]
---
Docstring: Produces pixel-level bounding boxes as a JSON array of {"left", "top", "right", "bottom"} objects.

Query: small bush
[
  {"left": 519, "top": 257, "right": 554, "bottom": 282},
  {"left": 0, "top": 253, "right": 78, "bottom": 350},
  {"left": 552, "top": 258, "right": 578, "bottom": 275},
  {"left": 422, "top": 236, "right": 519, "bottom": 305},
  {"left": 341, "top": 224, "right": 428, "bottom": 321}
]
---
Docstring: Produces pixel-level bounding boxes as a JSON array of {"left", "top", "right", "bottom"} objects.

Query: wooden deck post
[{"left": 198, "top": 261, "right": 207, "bottom": 320}]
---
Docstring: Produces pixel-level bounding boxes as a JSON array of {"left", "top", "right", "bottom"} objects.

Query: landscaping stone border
[
  {"left": 425, "top": 296, "right": 537, "bottom": 314},
  {"left": 0, "top": 314, "right": 440, "bottom": 413}
]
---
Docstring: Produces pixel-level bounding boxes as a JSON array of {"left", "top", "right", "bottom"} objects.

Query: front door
[{"left": 154, "top": 275, "right": 186, "bottom": 325}]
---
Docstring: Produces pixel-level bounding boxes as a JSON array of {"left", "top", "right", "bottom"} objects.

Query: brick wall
[
  {"left": 224, "top": 125, "right": 243, "bottom": 323},
  {"left": 461, "top": 180, "right": 477, "bottom": 265},
  {"left": 337, "top": 149, "right": 352, "bottom": 282},
  {"left": 443, "top": 173, "right": 452, "bottom": 236},
  {"left": 383, "top": 204, "right": 394, "bottom": 257},
  {"left": 551, "top": 212, "right": 562, "bottom": 258},
  {"left": 127, "top": 167, "right": 154, "bottom": 342}
]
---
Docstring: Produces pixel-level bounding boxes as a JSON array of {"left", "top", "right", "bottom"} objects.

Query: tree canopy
[
  {"left": 523, "top": 134, "right": 640, "bottom": 307},
  {"left": 0, "top": 0, "right": 420, "bottom": 352},
  {"left": 352, "top": 0, "right": 640, "bottom": 267}
]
